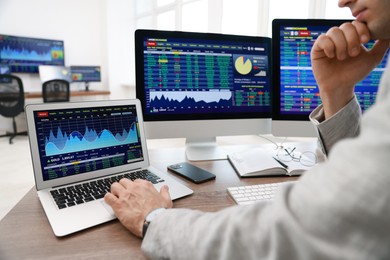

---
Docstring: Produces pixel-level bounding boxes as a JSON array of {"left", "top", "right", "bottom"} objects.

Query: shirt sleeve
[{"left": 309, "top": 96, "right": 361, "bottom": 155}]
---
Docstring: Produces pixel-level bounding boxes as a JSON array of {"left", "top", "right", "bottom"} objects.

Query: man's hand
[
  {"left": 311, "top": 21, "right": 389, "bottom": 119},
  {"left": 104, "top": 178, "right": 173, "bottom": 237}
]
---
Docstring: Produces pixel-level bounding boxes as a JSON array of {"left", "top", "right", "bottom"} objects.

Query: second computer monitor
[
  {"left": 38, "top": 65, "right": 71, "bottom": 83},
  {"left": 135, "top": 29, "right": 272, "bottom": 160},
  {"left": 272, "top": 19, "right": 389, "bottom": 137},
  {"left": 70, "top": 66, "right": 101, "bottom": 91}
]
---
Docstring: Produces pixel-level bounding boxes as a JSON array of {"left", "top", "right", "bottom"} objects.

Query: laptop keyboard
[{"left": 50, "top": 169, "right": 164, "bottom": 209}]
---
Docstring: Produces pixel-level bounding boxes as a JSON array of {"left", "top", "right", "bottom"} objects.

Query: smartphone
[{"left": 167, "top": 162, "right": 216, "bottom": 184}]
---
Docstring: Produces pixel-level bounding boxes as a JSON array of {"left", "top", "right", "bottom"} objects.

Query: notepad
[{"left": 227, "top": 147, "right": 312, "bottom": 177}]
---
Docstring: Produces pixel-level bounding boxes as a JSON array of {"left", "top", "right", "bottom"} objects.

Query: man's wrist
[
  {"left": 321, "top": 93, "right": 355, "bottom": 119},
  {"left": 142, "top": 208, "right": 166, "bottom": 238}
]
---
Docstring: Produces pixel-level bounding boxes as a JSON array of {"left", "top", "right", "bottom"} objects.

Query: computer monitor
[
  {"left": 38, "top": 65, "right": 71, "bottom": 83},
  {"left": 135, "top": 29, "right": 272, "bottom": 161},
  {"left": 0, "top": 34, "right": 65, "bottom": 73},
  {"left": 272, "top": 19, "right": 389, "bottom": 137},
  {"left": 70, "top": 66, "right": 101, "bottom": 91}
]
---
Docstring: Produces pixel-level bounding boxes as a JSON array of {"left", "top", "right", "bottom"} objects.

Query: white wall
[
  {"left": 105, "top": 0, "right": 136, "bottom": 100},
  {"left": 0, "top": 0, "right": 112, "bottom": 133},
  {"left": 0, "top": 0, "right": 108, "bottom": 92}
]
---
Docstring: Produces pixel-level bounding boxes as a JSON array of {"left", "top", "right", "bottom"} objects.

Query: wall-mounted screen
[{"left": 0, "top": 34, "right": 65, "bottom": 73}]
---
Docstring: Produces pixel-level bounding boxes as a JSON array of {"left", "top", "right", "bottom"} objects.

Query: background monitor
[
  {"left": 272, "top": 19, "right": 389, "bottom": 137},
  {"left": 38, "top": 65, "right": 71, "bottom": 83},
  {"left": 0, "top": 64, "right": 10, "bottom": 74},
  {"left": 135, "top": 29, "right": 272, "bottom": 161},
  {"left": 0, "top": 34, "right": 65, "bottom": 73},
  {"left": 70, "top": 66, "right": 101, "bottom": 91}
]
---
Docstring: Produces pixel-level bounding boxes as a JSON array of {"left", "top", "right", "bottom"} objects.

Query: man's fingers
[
  {"left": 311, "top": 34, "right": 335, "bottom": 59},
  {"left": 104, "top": 192, "right": 117, "bottom": 206},
  {"left": 312, "top": 22, "right": 376, "bottom": 61},
  {"left": 326, "top": 26, "right": 348, "bottom": 60},
  {"left": 119, "top": 177, "right": 133, "bottom": 187},
  {"left": 110, "top": 181, "right": 126, "bottom": 197},
  {"left": 339, "top": 22, "right": 361, "bottom": 57},
  {"left": 351, "top": 20, "right": 370, "bottom": 44},
  {"left": 160, "top": 185, "right": 173, "bottom": 208}
]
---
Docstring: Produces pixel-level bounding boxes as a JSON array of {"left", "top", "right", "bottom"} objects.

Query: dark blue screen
[
  {"left": 33, "top": 105, "right": 143, "bottom": 181},
  {"left": 141, "top": 35, "right": 271, "bottom": 116},
  {"left": 279, "top": 25, "right": 388, "bottom": 115}
]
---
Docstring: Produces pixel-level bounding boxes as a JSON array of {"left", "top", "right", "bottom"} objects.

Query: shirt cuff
[{"left": 309, "top": 97, "right": 361, "bottom": 155}]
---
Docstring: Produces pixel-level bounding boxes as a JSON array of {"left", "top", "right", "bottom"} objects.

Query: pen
[{"left": 273, "top": 157, "right": 289, "bottom": 169}]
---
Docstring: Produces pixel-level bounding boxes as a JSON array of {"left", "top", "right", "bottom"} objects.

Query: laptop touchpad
[{"left": 101, "top": 200, "right": 115, "bottom": 217}]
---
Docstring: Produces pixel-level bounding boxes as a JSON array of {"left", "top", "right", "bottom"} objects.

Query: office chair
[
  {"left": 0, "top": 74, "right": 27, "bottom": 144},
  {"left": 42, "top": 79, "right": 70, "bottom": 102}
]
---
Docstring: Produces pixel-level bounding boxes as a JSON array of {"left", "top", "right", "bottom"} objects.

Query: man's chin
[{"left": 366, "top": 22, "right": 390, "bottom": 40}]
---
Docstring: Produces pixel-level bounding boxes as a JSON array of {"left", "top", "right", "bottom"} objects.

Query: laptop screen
[{"left": 33, "top": 104, "right": 143, "bottom": 181}]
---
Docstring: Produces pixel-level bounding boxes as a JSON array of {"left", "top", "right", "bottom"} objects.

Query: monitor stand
[
  {"left": 185, "top": 137, "right": 227, "bottom": 161},
  {"left": 85, "top": 82, "right": 90, "bottom": 91}
]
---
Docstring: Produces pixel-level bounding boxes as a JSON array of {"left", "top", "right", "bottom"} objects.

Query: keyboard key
[{"left": 58, "top": 204, "right": 67, "bottom": 209}]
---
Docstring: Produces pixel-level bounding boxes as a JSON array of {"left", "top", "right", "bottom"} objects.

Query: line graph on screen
[{"left": 44, "top": 121, "right": 139, "bottom": 156}]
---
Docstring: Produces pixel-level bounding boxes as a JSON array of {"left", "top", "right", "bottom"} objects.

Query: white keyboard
[{"left": 227, "top": 181, "right": 294, "bottom": 205}]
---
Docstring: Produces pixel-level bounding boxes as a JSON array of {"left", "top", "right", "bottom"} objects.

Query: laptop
[{"left": 25, "top": 99, "right": 193, "bottom": 237}]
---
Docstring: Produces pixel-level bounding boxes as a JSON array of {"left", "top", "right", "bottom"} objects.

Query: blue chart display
[
  {"left": 149, "top": 90, "right": 232, "bottom": 112},
  {"left": 2, "top": 43, "right": 53, "bottom": 61},
  {"left": 0, "top": 34, "right": 65, "bottom": 73},
  {"left": 34, "top": 105, "right": 143, "bottom": 181},
  {"left": 279, "top": 26, "right": 389, "bottom": 115},
  {"left": 45, "top": 124, "right": 138, "bottom": 156},
  {"left": 142, "top": 36, "right": 271, "bottom": 115}
]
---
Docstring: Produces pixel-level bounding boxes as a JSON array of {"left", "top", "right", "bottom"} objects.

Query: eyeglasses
[{"left": 276, "top": 147, "right": 317, "bottom": 167}]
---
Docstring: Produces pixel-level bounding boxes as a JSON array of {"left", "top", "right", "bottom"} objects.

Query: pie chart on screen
[{"left": 235, "top": 56, "right": 252, "bottom": 75}]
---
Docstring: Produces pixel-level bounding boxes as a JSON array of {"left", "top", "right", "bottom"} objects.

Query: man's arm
[
  {"left": 309, "top": 21, "right": 388, "bottom": 154},
  {"left": 103, "top": 21, "right": 390, "bottom": 259},
  {"left": 104, "top": 78, "right": 390, "bottom": 259},
  {"left": 140, "top": 86, "right": 390, "bottom": 258}
]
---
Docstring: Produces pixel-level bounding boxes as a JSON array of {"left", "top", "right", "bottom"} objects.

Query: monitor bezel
[
  {"left": 135, "top": 29, "right": 272, "bottom": 122},
  {"left": 271, "top": 19, "right": 351, "bottom": 122}
]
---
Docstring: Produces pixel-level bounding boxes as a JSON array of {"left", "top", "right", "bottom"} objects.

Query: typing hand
[
  {"left": 311, "top": 21, "right": 389, "bottom": 119},
  {"left": 104, "top": 178, "right": 173, "bottom": 237}
]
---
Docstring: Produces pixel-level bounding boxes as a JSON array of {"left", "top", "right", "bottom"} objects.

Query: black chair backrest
[
  {"left": 42, "top": 79, "right": 70, "bottom": 102},
  {"left": 0, "top": 74, "right": 25, "bottom": 118}
]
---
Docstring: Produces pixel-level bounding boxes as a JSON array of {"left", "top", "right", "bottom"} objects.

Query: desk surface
[
  {"left": 0, "top": 136, "right": 315, "bottom": 259},
  {"left": 25, "top": 90, "right": 110, "bottom": 99}
]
